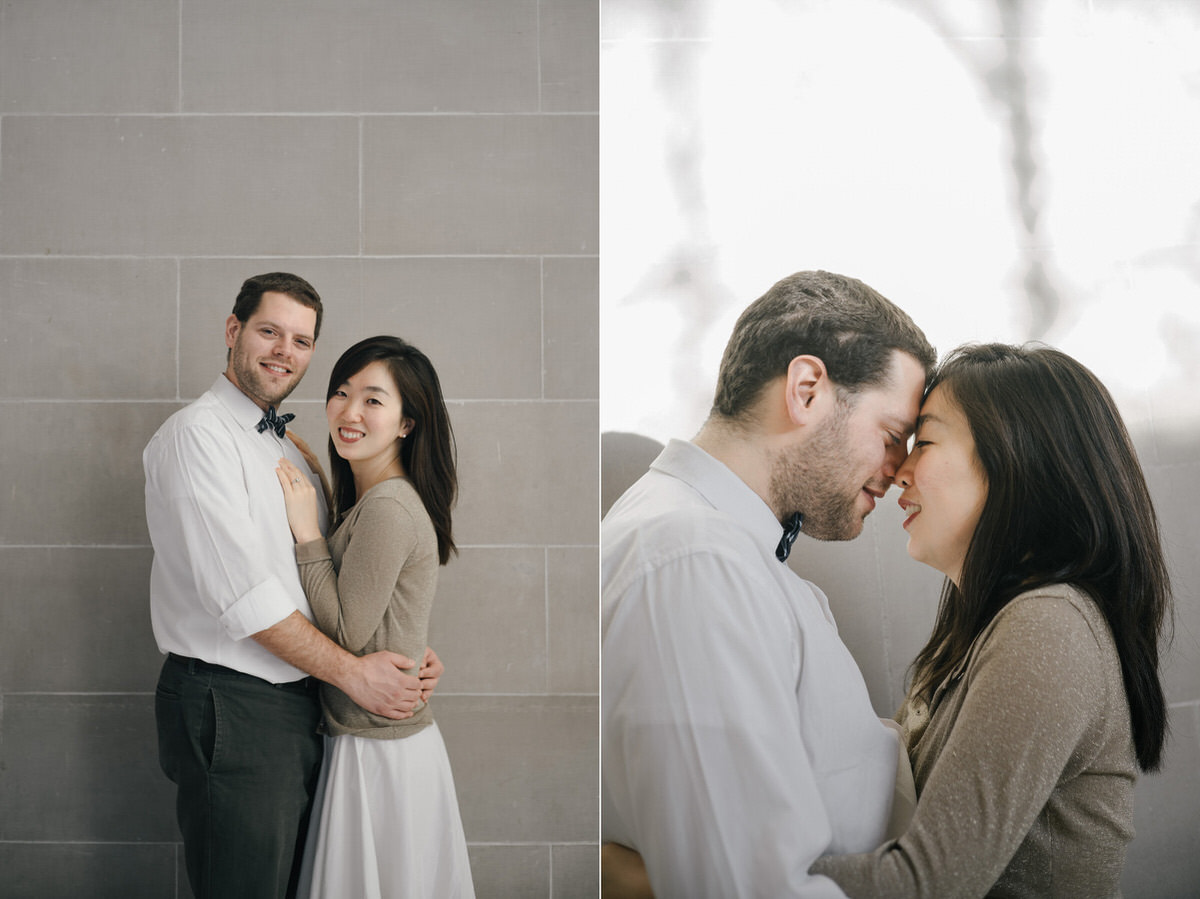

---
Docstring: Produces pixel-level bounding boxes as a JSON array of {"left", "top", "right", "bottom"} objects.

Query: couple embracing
[
  {"left": 602, "top": 271, "right": 1170, "bottom": 898},
  {"left": 146, "top": 273, "right": 475, "bottom": 898}
]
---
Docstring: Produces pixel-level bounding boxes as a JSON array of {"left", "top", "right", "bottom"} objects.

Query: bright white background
[
  {"left": 602, "top": 0, "right": 1200, "bottom": 445},
  {"left": 602, "top": 1, "right": 1200, "bottom": 894}
]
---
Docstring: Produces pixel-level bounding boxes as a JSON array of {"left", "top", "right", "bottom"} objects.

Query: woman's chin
[{"left": 906, "top": 543, "right": 948, "bottom": 579}]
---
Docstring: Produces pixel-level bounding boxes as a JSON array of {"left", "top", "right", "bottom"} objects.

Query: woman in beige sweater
[
  {"left": 605, "top": 343, "right": 1171, "bottom": 898},
  {"left": 808, "top": 343, "right": 1171, "bottom": 897},
  {"left": 276, "top": 335, "right": 473, "bottom": 898}
]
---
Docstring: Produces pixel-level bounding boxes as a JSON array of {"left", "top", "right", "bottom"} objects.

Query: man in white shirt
[
  {"left": 602, "top": 270, "right": 935, "bottom": 897},
  {"left": 145, "top": 273, "right": 442, "bottom": 899}
]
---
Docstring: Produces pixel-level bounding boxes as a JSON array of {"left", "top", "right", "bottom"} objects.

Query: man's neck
[
  {"left": 222, "top": 370, "right": 271, "bottom": 412},
  {"left": 693, "top": 419, "right": 782, "bottom": 520}
]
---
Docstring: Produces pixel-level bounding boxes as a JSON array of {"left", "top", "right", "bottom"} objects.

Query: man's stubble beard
[
  {"left": 769, "top": 403, "right": 866, "bottom": 542},
  {"left": 229, "top": 342, "right": 304, "bottom": 409}
]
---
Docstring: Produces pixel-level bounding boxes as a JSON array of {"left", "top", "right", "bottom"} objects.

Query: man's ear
[
  {"left": 224, "top": 314, "right": 241, "bottom": 350},
  {"left": 783, "top": 355, "right": 831, "bottom": 424}
]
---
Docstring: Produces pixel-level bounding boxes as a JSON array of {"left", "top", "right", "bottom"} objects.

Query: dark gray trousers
[{"left": 156, "top": 653, "right": 323, "bottom": 899}]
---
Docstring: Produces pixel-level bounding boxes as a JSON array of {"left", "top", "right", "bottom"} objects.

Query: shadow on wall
[{"left": 601, "top": 431, "right": 666, "bottom": 517}]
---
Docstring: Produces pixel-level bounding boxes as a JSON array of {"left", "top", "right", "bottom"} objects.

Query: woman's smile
[
  {"left": 898, "top": 497, "right": 921, "bottom": 529},
  {"left": 894, "top": 386, "right": 988, "bottom": 586}
]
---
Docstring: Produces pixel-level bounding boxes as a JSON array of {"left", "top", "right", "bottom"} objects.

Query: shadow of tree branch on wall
[{"left": 910, "top": 0, "right": 1066, "bottom": 342}]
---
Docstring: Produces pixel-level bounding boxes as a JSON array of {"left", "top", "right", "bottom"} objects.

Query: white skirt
[{"left": 297, "top": 723, "right": 475, "bottom": 898}]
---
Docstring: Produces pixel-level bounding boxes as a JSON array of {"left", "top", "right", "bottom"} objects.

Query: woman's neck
[{"left": 350, "top": 457, "right": 406, "bottom": 499}]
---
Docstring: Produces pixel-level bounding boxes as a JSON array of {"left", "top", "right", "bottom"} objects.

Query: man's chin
[
  {"left": 800, "top": 515, "right": 865, "bottom": 543},
  {"left": 254, "top": 379, "right": 300, "bottom": 407}
]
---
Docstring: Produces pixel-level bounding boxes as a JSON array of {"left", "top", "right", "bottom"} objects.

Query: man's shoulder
[
  {"left": 603, "top": 483, "right": 767, "bottom": 593},
  {"left": 156, "top": 390, "right": 231, "bottom": 433},
  {"left": 605, "top": 499, "right": 744, "bottom": 548},
  {"left": 605, "top": 470, "right": 746, "bottom": 545},
  {"left": 144, "top": 391, "right": 239, "bottom": 465}
]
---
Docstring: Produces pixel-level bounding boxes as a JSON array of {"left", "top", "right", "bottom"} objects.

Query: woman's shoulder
[
  {"left": 355, "top": 477, "right": 434, "bottom": 540},
  {"left": 981, "top": 583, "right": 1117, "bottom": 674},
  {"left": 996, "top": 583, "right": 1108, "bottom": 634},
  {"left": 356, "top": 476, "right": 421, "bottom": 507}
]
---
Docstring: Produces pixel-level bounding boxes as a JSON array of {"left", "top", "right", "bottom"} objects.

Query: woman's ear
[
  {"left": 783, "top": 355, "right": 830, "bottom": 425},
  {"left": 399, "top": 417, "right": 415, "bottom": 439}
]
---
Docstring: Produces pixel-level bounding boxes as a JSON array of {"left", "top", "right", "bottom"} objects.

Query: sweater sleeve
[
  {"left": 295, "top": 493, "right": 418, "bottom": 654},
  {"left": 812, "top": 593, "right": 1110, "bottom": 898}
]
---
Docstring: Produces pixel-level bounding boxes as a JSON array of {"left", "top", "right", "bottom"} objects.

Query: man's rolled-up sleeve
[{"left": 146, "top": 423, "right": 300, "bottom": 639}]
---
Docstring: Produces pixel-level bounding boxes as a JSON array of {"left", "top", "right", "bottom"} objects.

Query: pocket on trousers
[
  {"left": 155, "top": 684, "right": 182, "bottom": 782},
  {"left": 157, "top": 680, "right": 219, "bottom": 775},
  {"left": 199, "top": 686, "right": 219, "bottom": 772}
]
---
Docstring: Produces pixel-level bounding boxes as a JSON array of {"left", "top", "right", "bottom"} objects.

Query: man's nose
[{"left": 883, "top": 443, "right": 909, "bottom": 480}]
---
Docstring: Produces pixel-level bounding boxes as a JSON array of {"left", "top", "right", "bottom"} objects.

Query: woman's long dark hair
[
  {"left": 326, "top": 335, "right": 457, "bottom": 564},
  {"left": 908, "top": 343, "right": 1171, "bottom": 771}
]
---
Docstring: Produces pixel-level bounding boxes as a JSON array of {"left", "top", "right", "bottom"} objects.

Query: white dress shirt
[
  {"left": 602, "top": 439, "right": 901, "bottom": 898},
  {"left": 145, "top": 374, "right": 329, "bottom": 684}
]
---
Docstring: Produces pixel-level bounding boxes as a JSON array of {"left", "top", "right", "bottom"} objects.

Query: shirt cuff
[{"left": 219, "top": 578, "right": 303, "bottom": 641}]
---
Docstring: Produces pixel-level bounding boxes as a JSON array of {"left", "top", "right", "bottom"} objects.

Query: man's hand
[
  {"left": 253, "top": 613, "right": 427, "bottom": 720},
  {"left": 342, "top": 650, "right": 422, "bottom": 719},
  {"left": 602, "top": 843, "right": 655, "bottom": 899},
  {"left": 419, "top": 646, "right": 444, "bottom": 702}
]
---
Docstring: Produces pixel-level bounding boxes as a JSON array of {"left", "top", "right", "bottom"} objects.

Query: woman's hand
[
  {"left": 286, "top": 430, "right": 333, "bottom": 513},
  {"left": 275, "top": 457, "right": 324, "bottom": 544}
]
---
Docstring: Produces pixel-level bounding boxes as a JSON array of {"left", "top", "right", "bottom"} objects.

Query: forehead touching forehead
[
  {"left": 844, "top": 349, "right": 925, "bottom": 429},
  {"left": 916, "top": 383, "right": 957, "bottom": 428}
]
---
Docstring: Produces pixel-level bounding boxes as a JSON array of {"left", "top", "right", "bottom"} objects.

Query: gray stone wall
[{"left": 0, "top": 2, "right": 598, "bottom": 896}]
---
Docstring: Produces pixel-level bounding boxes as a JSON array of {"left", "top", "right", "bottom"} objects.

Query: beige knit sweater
[
  {"left": 812, "top": 583, "right": 1137, "bottom": 898},
  {"left": 296, "top": 477, "right": 438, "bottom": 739}
]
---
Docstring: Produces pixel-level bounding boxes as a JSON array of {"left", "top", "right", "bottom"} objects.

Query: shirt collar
[
  {"left": 651, "top": 439, "right": 786, "bottom": 557},
  {"left": 210, "top": 374, "right": 275, "bottom": 433}
]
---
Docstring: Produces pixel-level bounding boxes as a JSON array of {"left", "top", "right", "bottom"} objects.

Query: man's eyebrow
[{"left": 258, "top": 319, "right": 315, "bottom": 342}]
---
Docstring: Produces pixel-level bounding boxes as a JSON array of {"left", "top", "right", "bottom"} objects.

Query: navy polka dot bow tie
[
  {"left": 776, "top": 512, "right": 804, "bottom": 563},
  {"left": 256, "top": 406, "right": 294, "bottom": 438}
]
